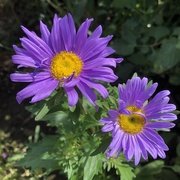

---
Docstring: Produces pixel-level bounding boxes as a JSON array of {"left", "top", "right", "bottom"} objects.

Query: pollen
[
  {"left": 50, "top": 51, "right": 83, "bottom": 80},
  {"left": 118, "top": 105, "right": 145, "bottom": 134}
]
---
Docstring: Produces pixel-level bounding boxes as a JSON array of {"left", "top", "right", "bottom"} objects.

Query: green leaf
[
  {"left": 171, "top": 164, "right": 180, "bottom": 173},
  {"left": 83, "top": 153, "right": 103, "bottom": 180},
  {"left": 15, "top": 135, "right": 59, "bottom": 174},
  {"left": 117, "top": 164, "right": 135, "bottom": 180},
  {"left": 137, "top": 160, "right": 164, "bottom": 175},
  {"left": 153, "top": 38, "right": 180, "bottom": 74},
  {"left": 25, "top": 100, "right": 46, "bottom": 115},
  {"left": 40, "top": 111, "right": 69, "bottom": 121},
  {"left": 112, "top": 40, "right": 135, "bottom": 56},
  {"left": 34, "top": 90, "right": 65, "bottom": 120},
  {"left": 91, "top": 137, "right": 111, "bottom": 156},
  {"left": 148, "top": 26, "right": 170, "bottom": 41}
]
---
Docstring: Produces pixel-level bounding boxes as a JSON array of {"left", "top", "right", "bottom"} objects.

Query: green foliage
[
  {"left": 15, "top": 135, "right": 59, "bottom": 174},
  {"left": 2, "top": 0, "right": 180, "bottom": 179},
  {"left": 135, "top": 160, "right": 180, "bottom": 180},
  {"left": 14, "top": 84, "right": 137, "bottom": 180},
  {"left": 103, "top": 156, "right": 135, "bottom": 180}
]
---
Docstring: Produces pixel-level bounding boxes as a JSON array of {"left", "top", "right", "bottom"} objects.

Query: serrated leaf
[
  {"left": 117, "top": 164, "right": 135, "bottom": 180},
  {"left": 15, "top": 135, "right": 59, "bottom": 174},
  {"left": 108, "top": 158, "right": 135, "bottom": 180},
  {"left": 83, "top": 153, "right": 103, "bottom": 180}
]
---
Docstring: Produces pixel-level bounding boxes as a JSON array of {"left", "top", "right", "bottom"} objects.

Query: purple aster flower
[
  {"left": 100, "top": 77, "right": 177, "bottom": 165},
  {"left": 10, "top": 14, "right": 123, "bottom": 106}
]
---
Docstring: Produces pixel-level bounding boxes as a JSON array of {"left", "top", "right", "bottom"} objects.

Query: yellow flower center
[
  {"left": 118, "top": 106, "right": 145, "bottom": 134},
  {"left": 50, "top": 51, "right": 83, "bottom": 80}
]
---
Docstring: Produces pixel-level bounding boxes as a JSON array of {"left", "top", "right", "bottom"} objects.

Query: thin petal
[
  {"left": 75, "top": 18, "right": 93, "bottom": 54},
  {"left": 10, "top": 72, "right": 51, "bottom": 82},
  {"left": 146, "top": 113, "right": 177, "bottom": 121},
  {"left": 80, "top": 77, "right": 108, "bottom": 98},
  {"left": 40, "top": 21, "right": 50, "bottom": 44},
  {"left": 60, "top": 14, "right": 76, "bottom": 51},
  {"left": 108, "top": 110, "right": 119, "bottom": 118},
  {"left": 76, "top": 81, "right": 97, "bottom": 106},
  {"left": 12, "top": 54, "right": 37, "bottom": 68},
  {"left": 102, "top": 124, "right": 114, "bottom": 132},
  {"left": 142, "top": 129, "right": 168, "bottom": 150},
  {"left": 17, "top": 78, "right": 58, "bottom": 103},
  {"left": 65, "top": 87, "right": 78, "bottom": 106},
  {"left": 21, "top": 26, "right": 53, "bottom": 57},
  {"left": 81, "top": 68, "right": 118, "bottom": 82},
  {"left": 146, "top": 122, "right": 175, "bottom": 129}
]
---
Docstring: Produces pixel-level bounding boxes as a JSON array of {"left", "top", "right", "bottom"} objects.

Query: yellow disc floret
[
  {"left": 118, "top": 106, "right": 145, "bottom": 134},
  {"left": 50, "top": 51, "right": 83, "bottom": 80}
]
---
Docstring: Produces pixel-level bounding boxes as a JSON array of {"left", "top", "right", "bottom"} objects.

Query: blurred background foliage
[
  {"left": 1, "top": 0, "right": 180, "bottom": 86},
  {"left": 0, "top": 0, "right": 180, "bottom": 179}
]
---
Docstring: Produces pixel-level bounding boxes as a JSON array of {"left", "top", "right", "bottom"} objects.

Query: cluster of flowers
[{"left": 10, "top": 14, "right": 177, "bottom": 165}]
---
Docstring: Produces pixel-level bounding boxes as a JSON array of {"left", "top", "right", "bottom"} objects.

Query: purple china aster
[
  {"left": 100, "top": 77, "right": 177, "bottom": 165},
  {"left": 10, "top": 14, "right": 123, "bottom": 106}
]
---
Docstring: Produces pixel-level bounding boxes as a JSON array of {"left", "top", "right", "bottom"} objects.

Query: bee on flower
[{"left": 100, "top": 76, "right": 177, "bottom": 165}]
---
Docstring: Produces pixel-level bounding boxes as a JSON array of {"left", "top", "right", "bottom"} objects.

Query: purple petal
[
  {"left": 102, "top": 124, "right": 114, "bottom": 132},
  {"left": 20, "top": 37, "right": 50, "bottom": 62},
  {"left": 83, "top": 58, "right": 117, "bottom": 69},
  {"left": 10, "top": 72, "right": 51, "bottom": 82},
  {"left": 118, "top": 84, "right": 128, "bottom": 103},
  {"left": 124, "top": 136, "right": 134, "bottom": 161},
  {"left": 142, "top": 129, "right": 168, "bottom": 150},
  {"left": 139, "top": 83, "right": 158, "bottom": 103},
  {"left": 21, "top": 26, "right": 54, "bottom": 57},
  {"left": 64, "top": 78, "right": 80, "bottom": 88},
  {"left": 157, "top": 148, "right": 166, "bottom": 158},
  {"left": 16, "top": 78, "right": 58, "bottom": 103},
  {"left": 99, "top": 47, "right": 115, "bottom": 57},
  {"left": 136, "top": 136, "right": 148, "bottom": 160},
  {"left": 49, "top": 16, "right": 64, "bottom": 53},
  {"left": 161, "top": 104, "right": 176, "bottom": 112},
  {"left": 108, "top": 110, "right": 119, "bottom": 118},
  {"left": 146, "top": 113, "right": 177, "bottom": 121},
  {"left": 60, "top": 14, "right": 76, "bottom": 51},
  {"left": 76, "top": 81, "right": 97, "bottom": 106},
  {"left": 81, "top": 67, "right": 118, "bottom": 82},
  {"left": 12, "top": 54, "right": 37, "bottom": 68},
  {"left": 99, "top": 117, "right": 114, "bottom": 124},
  {"left": 108, "top": 131, "right": 123, "bottom": 157},
  {"left": 65, "top": 87, "right": 78, "bottom": 106},
  {"left": 132, "top": 136, "right": 141, "bottom": 165},
  {"left": 138, "top": 134, "right": 158, "bottom": 159},
  {"left": 80, "top": 36, "right": 113, "bottom": 61},
  {"left": 40, "top": 21, "right": 50, "bottom": 44},
  {"left": 75, "top": 18, "right": 93, "bottom": 55},
  {"left": 80, "top": 77, "right": 108, "bottom": 98},
  {"left": 146, "top": 122, "right": 175, "bottom": 129},
  {"left": 144, "top": 90, "right": 170, "bottom": 111},
  {"left": 88, "top": 25, "right": 102, "bottom": 40}
]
